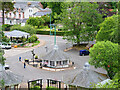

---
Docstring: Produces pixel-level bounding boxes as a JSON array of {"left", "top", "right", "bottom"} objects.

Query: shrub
[
  {"left": 36, "top": 29, "right": 66, "bottom": 36},
  {"left": 2, "top": 24, "right": 12, "bottom": 31},
  {"left": 35, "top": 55, "right": 38, "bottom": 59},
  {"left": 10, "top": 24, "right": 36, "bottom": 35},
  {"left": 28, "top": 35, "right": 38, "bottom": 43}
]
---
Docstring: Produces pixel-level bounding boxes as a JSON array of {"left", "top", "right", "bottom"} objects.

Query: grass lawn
[{"left": 24, "top": 40, "right": 40, "bottom": 48}]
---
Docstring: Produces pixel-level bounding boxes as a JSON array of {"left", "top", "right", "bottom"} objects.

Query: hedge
[{"left": 36, "top": 29, "right": 67, "bottom": 36}]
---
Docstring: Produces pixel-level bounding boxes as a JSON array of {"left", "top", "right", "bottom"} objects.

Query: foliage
[
  {"left": 96, "top": 15, "right": 120, "bottom": 44},
  {"left": 0, "top": 79, "right": 5, "bottom": 88},
  {"left": 41, "top": 2, "right": 48, "bottom": 9},
  {"left": 36, "top": 29, "right": 66, "bottom": 36},
  {"left": 2, "top": 36, "right": 10, "bottom": 43},
  {"left": 94, "top": 72, "right": 120, "bottom": 88},
  {"left": 35, "top": 55, "right": 38, "bottom": 59},
  {"left": 61, "top": 2, "right": 103, "bottom": 45},
  {"left": 28, "top": 35, "right": 38, "bottom": 43},
  {"left": 47, "top": 2, "right": 66, "bottom": 22},
  {"left": 10, "top": 24, "right": 36, "bottom": 35},
  {"left": 89, "top": 41, "right": 119, "bottom": 79},
  {"left": 2, "top": 24, "right": 12, "bottom": 31},
  {"left": 27, "top": 16, "right": 51, "bottom": 28}
]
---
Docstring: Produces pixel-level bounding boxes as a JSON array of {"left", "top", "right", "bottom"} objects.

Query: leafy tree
[
  {"left": 0, "top": 2, "right": 14, "bottom": 26},
  {"left": 47, "top": 2, "right": 65, "bottom": 22},
  {"left": 89, "top": 41, "right": 119, "bottom": 79},
  {"left": 41, "top": 2, "right": 48, "bottom": 9},
  {"left": 61, "top": 2, "right": 103, "bottom": 45},
  {"left": 96, "top": 15, "right": 120, "bottom": 44},
  {"left": 26, "top": 17, "right": 38, "bottom": 27}
]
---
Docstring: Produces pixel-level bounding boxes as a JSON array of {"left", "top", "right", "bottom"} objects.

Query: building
[
  {"left": 3, "top": 1, "right": 51, "bottom": 25},
  {"left": 63, "top": 62, "right": 109, "bottom": 88}
]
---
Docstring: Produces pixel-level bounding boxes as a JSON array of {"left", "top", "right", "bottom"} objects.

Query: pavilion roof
[
  {"left": 5, "top": 30, "right": 29, "bottom": 38},
  {"left": 63, "top": 63, "right": 108, "bottom": 88},
  {"left": 0, "top": 70, "right": 23, "bottom": 87},
  {"left": 41, "top": 45, "right": 70, "bottom": 61}
]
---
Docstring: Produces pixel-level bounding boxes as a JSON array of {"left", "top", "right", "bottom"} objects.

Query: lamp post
[
  {"left": 51, "top": 24, "right": 57, "bottom": 45},
  {"left": 31, "top": 49, "right": 35, "bottom": 64},
  {"left": 50, "top": 14, "right": 52, "bottom": 35}
]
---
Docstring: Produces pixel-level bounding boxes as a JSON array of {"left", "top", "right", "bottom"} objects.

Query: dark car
[{"left": 79, "top": 50, "right": 89, "bottom": 56}]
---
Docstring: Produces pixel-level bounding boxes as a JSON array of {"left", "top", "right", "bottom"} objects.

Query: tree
[
  {"left": 61, "top": 2, "right": 103, "bottom": 45},
  {"left": 96, "top": 15, "right": 120, "bottom": 44},
  {"left": 47, "top": 2, "right": 65, "bottom": 22},
  {"left": 26, "top": 17, "right": 38, "bottom": 27},
  {"left": 0, "top": 2, "right": 14, "bottom": 26},
  {"left": 89, "top": 41, "right": 119, "bottom": 79}
]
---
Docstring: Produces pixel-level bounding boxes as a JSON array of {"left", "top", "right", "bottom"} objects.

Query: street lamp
[{"left": 51, "top": 24, "right": 57, "bottom": 45}]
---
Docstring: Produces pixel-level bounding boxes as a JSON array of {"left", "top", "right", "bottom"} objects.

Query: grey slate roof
[
  {"left": 33, "top": 11, "right": 52, "bottom": 16},
  {"left": 5, "top": 30, "right": 29, "bottom": 37},
  {"left": 63, "top": 69, "right": 108, "bottom": 88},
  {"left": 14, "top": 1, "right": 42, "bottom": 11},
  {"left": 41, "top": 45, "right": 70, "bottom": 61},
  {"left": 0, "top": 70, "right": 23, "bottom": 86}
]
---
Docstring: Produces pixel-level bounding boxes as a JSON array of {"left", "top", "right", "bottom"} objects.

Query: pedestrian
[
  {"left": 19, "top": 57, "right": 21, "bottom": 61},
  {"left": 24, "top": 62, "right": 26, "bottom": 68}
]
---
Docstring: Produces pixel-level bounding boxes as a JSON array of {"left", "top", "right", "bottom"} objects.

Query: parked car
[
  {"left": 0, "top": 42, "right": 11, "bottom": 49},
  {"left": 79, "top": 50, "right": 89, "bottom": 56},
  {"left": 4, "top": 64, "right": 10, "bottom": 70}
]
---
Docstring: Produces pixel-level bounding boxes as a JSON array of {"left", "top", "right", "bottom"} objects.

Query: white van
[{"left": 0, "top": 42, "right": 11, "bottom": 49}]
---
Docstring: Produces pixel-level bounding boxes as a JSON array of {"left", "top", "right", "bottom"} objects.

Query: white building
[{"left": 3, "top": 1, "right": 51, "bottom": 25}]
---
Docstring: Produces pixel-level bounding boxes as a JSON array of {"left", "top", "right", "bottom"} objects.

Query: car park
[{"left": 79, "top": 50, "right": 89, "bottom": 56}]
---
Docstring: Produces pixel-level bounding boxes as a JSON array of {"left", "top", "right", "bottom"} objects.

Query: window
[
  {"left": 56, "top": 61, "right": 61, "bottom": 65},
  {"left": 19, "top": 14, "right": 21, "bottom": 19},
  {"left": 10, "top": 20, "right": 12, "bottom": 24},
  {"left": 63, "top": 60, "right": 67, "bottom": 65},
  {"left": 50, "top": 61, "right": 55, "bottom": 66}
]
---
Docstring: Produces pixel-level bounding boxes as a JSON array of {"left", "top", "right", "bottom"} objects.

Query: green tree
[
  {"left": 47, "top": 2, "right": 65, "bottom": 22},
  {"left": 89, "top": 41, "right": 119, "bottom": 79},
  {"left": 26, "top": 17, "right": 38, "bottom": 27},
  {"left": 0, "top": 2, "right": 14, "bottom": 26},
  {"left": 61, "top": 2, "right": 103, "bottom": 45},
  {"left": 96, "top": 15, "right": 120, "bottom": 44}
]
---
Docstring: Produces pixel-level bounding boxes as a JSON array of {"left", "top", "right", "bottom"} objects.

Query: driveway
[{"left": 4, "top": 35, "right": 107, "bottom": 83}]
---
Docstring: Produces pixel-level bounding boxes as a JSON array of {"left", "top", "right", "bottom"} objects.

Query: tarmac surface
[{"left": 4, "top": 35, "right": 107, "bottom": 84}]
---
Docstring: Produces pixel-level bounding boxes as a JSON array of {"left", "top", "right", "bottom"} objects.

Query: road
[{"left": 4, "top": 35, "right": 107, "bottom": 83}]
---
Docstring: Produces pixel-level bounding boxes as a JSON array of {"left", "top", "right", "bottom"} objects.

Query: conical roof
[
  {"left": 0, "top": 70, "right": 23, "bottom": 86},
  {"left": 41, "top": 45, "right": 70, "bottom": 61},
  {"left": 63, "top": 63, "right": 108, "bottom": 88}
]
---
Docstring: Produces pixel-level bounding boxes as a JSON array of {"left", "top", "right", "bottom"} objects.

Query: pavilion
[
  {"left": 63, "top": 62, "right": 109, "bottom": 88},
  {"left": 0, "top": 64, "right": 23, "bottom": 89},
  {"left": 5, "top": 30, "right": 30, "bottom": 43},
  {"left": 41, "top": 45, "right": 72, "bottom": 68}
]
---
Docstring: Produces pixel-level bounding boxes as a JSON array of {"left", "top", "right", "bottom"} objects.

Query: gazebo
[
  {"left": 63, "top": 62, "right": 109, "bottom": 88},
  {"left": 41, "top": 45, "right": 71, "bottom": 68},
  {"left": 0, "top": 64, "right": 23, "bottom": 89},
  {"left": 5, "top": 30, "right": 30, "bottom": 43}
]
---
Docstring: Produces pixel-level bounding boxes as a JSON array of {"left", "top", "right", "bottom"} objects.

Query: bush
[
  {"left": 2, "top": 24, "right": 12, "bottom": 31},
  {"left": 35, "top": 55, "right": 38, "bottom": 59},
  {"left": 36, "top": 29, "right": 66, "bottom": 36},
  {"left": 10, "top": 24, "right": 36, "bottom": 35},
  {"left": 28, "top": 35, "right": 38, "bottom": 43}
]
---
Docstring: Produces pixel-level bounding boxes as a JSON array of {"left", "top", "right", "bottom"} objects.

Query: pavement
[{"left": 4, "top": 34, "right": 107, "bottom": 86}]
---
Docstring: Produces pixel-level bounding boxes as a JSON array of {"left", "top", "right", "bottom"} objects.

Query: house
[{"left": 2, "top": 1, "right": 51, "bottom": 25}]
